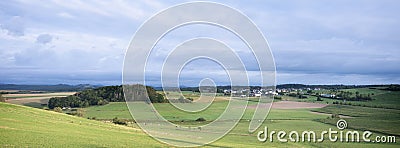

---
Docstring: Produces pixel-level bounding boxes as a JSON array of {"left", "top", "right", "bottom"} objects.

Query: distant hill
[
  {"left": 0, "top": 84, "right": 101, "bottom": 92},
  {"left": 156, "top": 84, "right": 399, "bottom": 91}
]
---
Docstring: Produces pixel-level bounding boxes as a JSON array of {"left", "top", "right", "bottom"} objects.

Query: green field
[
  {"left": 0, "top": 102, "right": 162, "bottom": 147},
  {"left": 1, "top": 88, "right": 399, "bottom": 147},
  {"left": 81, "top": 101, "right": 399, "bottom": 147},
  {"left": 284, "top": 88, "right": 400, "bottom": 109},
  {"left": 312, "top": 105, "right": 400, "bottom": 136}
]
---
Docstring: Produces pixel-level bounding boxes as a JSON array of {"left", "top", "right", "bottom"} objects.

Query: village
[{"left": 222, "top": 87, "right": 325, "bottom": 98}]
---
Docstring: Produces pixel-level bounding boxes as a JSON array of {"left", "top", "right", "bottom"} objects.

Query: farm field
[
  {"left": 2, "top": 92, "right": 75, "bottom": 108},
  {"left": 282, "top": 88, "right": 400, "bottom": 109},
  {"left": 82, "top": 101, "right": 399, "bottom": 147}
]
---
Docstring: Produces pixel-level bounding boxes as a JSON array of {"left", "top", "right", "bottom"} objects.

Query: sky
[{"left": 0, "top": 0, "right": 399, "bottom": 86}]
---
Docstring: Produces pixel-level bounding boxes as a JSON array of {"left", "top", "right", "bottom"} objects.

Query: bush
[
  {"left": 0, "top": 94, "right": 5, "bottom": 102},
  {"left": 187, "top": 97, "right": 194, "bottom": 101},
  {"left": 54, "top": 107, "right": 63, "bottom": 113},
  {"left": 298, "top": 95, "right": 308, "bottom": 99},
  {"left": 195, "top": 117, "right": 206, "bottom": 122},
  {"left": 331, "top": 114, "right": 340, "bottom": 118},
  {"left": 316, "top": 97, "right": 323, "bottom": 101},
  {"left": 112, "top": 117, "right": 127, "bottom": 125},
  {"left": 76, "top": 108, "right": 85, "bottom": 117}
]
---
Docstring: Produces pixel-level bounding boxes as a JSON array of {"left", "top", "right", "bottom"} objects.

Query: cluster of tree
[
  {"left": 48, "top": 85, "right": 166, "bottom": 109},
  {"left": 179, "top": 87, "right": 200, "bottom": 92},
  {"left": 145, "top": 86, "right": 168, "bottom": 103},
  {"left": 335, "top": 91, "right": 372, "bottom": 101},
  {"left": 287, "top": 92, "right": 308, "bottom": 99},
  {"left": 383, "top": 84, "right": 400, "bottom": 91},
  {"left": 48, "top": 95, "right": 91, "bottom": 109}
]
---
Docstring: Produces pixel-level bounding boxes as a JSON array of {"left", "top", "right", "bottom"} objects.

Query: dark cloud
[
  {"left": 1, "top": 0, "right": 400, "bottom": 85},
  {"left": 36, "top": 34, "right": 53, "bottom": 44}
]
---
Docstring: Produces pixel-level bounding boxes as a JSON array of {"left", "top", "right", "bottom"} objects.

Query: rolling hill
[{"left": 0, "top": 102, "right": 163, "bottom": 147}]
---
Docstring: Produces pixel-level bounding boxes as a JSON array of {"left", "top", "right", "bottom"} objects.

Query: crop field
[{"left": 2, "top": 92, "right": 75, "bottom": 108}]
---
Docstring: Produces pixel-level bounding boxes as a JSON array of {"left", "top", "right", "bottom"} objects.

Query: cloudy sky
[{"left": 0, "top": 0, "right": 399, "bottom": 86}]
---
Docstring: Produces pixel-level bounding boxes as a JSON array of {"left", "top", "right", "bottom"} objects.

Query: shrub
[
  {"left": 113, "top": 117, "right": 127, "bottom": 125},
  {"left": 0, "top": 94, "right": 5, "bottom": 102},
  {"left": 331, "top": 114, "right": 340, "bottom": 118},
  {"left": 76, "top": 108, "right": 85, "bottom": 117},
  {"left": 195, "top": 117, "right": 206, "bottom": 122},
  {"left": 54, "top": 107, "right": 63, "bottom": 113}
]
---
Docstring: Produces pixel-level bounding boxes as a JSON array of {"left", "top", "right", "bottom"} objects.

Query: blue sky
[{"left": 0, "top": 0, "right": 399, "bottom": 85}]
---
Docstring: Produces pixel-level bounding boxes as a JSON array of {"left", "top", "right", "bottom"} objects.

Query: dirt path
[
  {"left": 247, "top": 101, "right": 328, "bottom": 109},
  {"left": 310, "top": 111, "right": 354, "bottom": 118}
]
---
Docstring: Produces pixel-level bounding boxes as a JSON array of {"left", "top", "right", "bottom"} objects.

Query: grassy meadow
[{"left": 0, "top": 102, "right": 162, "bottom": 147}]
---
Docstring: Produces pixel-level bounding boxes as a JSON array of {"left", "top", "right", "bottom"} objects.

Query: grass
[
  {"left": 0, "top": 102, "right": 164, "bottom": 147},
  {"left": 82, "top": 101, "right": 399, "bottom": 147},
  {"left": 84, "top": 102, "right": 133, "bottom": 120},
  {"left": 312, "top": 105, "right": 400, "bottom": 136}
]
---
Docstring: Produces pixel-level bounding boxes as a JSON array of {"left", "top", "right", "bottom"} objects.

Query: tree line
[{"left": 48, "top": 85, "right": 166, "bottom": 109}]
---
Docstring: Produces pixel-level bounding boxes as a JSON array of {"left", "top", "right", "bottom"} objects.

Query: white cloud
[
  {"left": 0, "top": 16, "right": 25, "bottom": 36},
  {"left": 57, "top": 12, "right": 75, "bottom": 19}
]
